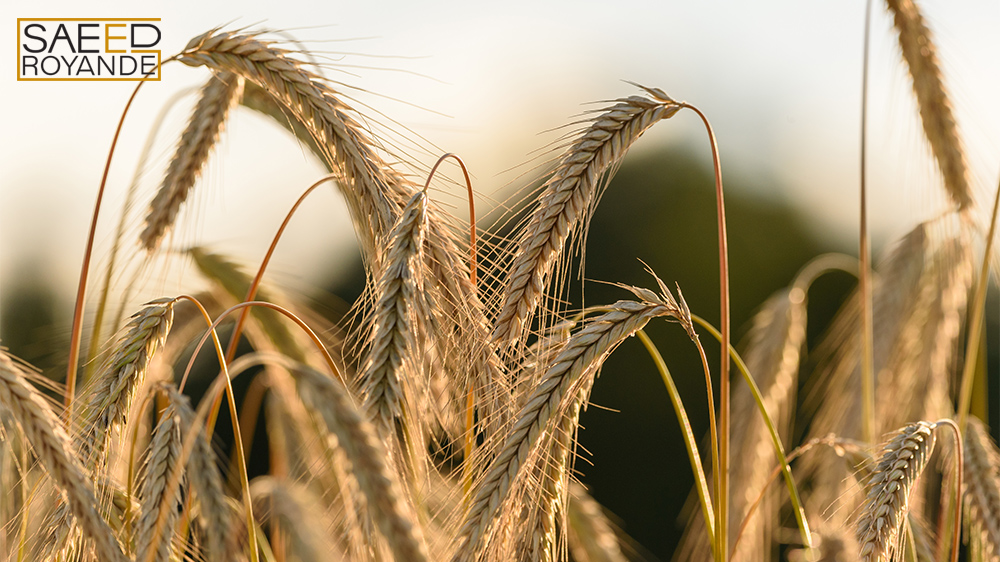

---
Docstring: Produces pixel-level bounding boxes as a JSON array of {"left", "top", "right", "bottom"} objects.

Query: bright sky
[{"left": 2, "top": 0, "right": 999, "bottom": 309}]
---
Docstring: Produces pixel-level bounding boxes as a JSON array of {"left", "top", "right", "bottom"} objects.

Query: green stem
[
  {"left": 691, "top": 314, "right": 813, "bottom": 554},
  {"left": 957, "top": 175, "right": 1000, "bottom": 431},
  {"left": 636, "top": 329, "right": 715, "bottom": 557}
]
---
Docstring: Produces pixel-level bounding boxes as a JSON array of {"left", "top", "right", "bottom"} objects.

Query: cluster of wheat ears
[{"left": 2, "top": 1, "right": 999, "bottom": 561}]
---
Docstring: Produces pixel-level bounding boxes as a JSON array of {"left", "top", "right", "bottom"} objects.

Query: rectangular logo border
[{"left": 16, "top": 18, "right": 162, "bottom": 82}]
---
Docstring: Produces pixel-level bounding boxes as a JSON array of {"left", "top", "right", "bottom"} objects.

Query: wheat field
[{"left": 2, "top": 2, "right": 1000, "bottom": 561}]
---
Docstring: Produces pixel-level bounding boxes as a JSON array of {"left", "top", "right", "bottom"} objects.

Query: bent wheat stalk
[
  {"left": 178, "top": 30, "right": 403, "bottom": 259},
  {"left": 456, "top": 285, "right": 684, "bottom": 561}
]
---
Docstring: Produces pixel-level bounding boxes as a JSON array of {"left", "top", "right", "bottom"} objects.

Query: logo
[{"left": 17, "top": 19, "right": 161, "bottom": 81}]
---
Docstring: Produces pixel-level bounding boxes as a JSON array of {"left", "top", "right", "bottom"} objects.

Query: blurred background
[{"left": 3, "top": 0, "right": 1000, "bottom": 559}]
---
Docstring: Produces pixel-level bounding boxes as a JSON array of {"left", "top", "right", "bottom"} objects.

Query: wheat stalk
[
  {"left": 456, "top": 284, "right": 685, "bottom": 561},
  {"left": 856, "top": 420, "right": 937, "bottom": 562},
  {"left": 0, "top": 351, "right": 127, "bottom": 562},
  {"left": 492, "top": 90, "right": 681, "bottom": 347},
  {"left": 885, "top": 0, "right": 972, "bottom": 210},
  {"left": 140, "top": 71, "right": 244, "bottom": 251}
]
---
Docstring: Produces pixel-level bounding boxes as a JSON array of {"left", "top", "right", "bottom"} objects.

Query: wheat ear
[
  {"left": 134, "top": 399, "right": 184, "bottom": 562},
  {"left": 293, "top": 364, "right": 429, "bottom": 562},
  {"left": 492, "top": 90, "right": 681, "bottom": 347},
  {"left": 856, "top": 420, "right": 937, "bottom": 562},
  {"left": 79, "top": 297, "right": 174, "bottom": 460},
  {"left": 885, "top": 0, "right": 972, "bottom": 210},
  {"left": 963, "top": 417, "right": 1000, "bottom": 559},
  {"left": 155, "top": 383, "right": 235, "bottom": 562},
  {"left": 141, "top": 71, "right": 244, "bottom": 251},
  {"left": 360, "top": 189, "right": 427, "bottom": 433},
  {"left": 0, "top": 351, "right": 127, "bottom": 562},
  {"left": 456, "top": 286, "right": 684, "bottom": 561},
  {"left": 178, "top": 30, "right": 404, "bottom": 258}
]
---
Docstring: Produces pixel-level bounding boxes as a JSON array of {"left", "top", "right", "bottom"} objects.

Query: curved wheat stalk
[
  {"left": 455, "top": 283, "right": 686, "bottom": 561},
  {"left": 492, "top": 89, "right": 681, "bottom": 347},
  {"left": 141, "top": 71, "right": 244, "bottom": 251}
]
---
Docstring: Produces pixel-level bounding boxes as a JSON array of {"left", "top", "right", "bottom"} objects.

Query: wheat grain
[
  {"left": 188, "top": 246, "right": 309, "bottom": 362},
  {"left": 492, "top": 90, "right": 681, "bottom": 347},
  {"left": 856, "top": 421, "right": 936, "bottom": 562},
  {"left": 141, "top": 71, "right": 244, "bottom": 251},
  {"left": 154, "top": 382, "right": 235, "bottom": 562},
  {"left": 886, "top": 0, "right": 972, "bottom": 210},
  {"left": 0, "top": 351, "right": 127, "bottom": 562},
  {"left": 250, "top": 476, "right": 340, "bottom": 561},
  {"left": 800, "top": 225, "right": 930, "bottom": 556},
  {"left": 876, "top": 237, "right": 971, "bottom": 430}
]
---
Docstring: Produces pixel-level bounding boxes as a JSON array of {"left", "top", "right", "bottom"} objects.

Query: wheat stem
[
  {"left": 692, "top": 314, "right": 813, "bottom": 554},
  {"left": 637, "top": 328, "right": 715, "bottom": 553},
  {"left": 958, "top": 174, "right": 1000, "bottom": 430}
]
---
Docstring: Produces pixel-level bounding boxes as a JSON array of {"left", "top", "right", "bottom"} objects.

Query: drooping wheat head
[
  {"left": 856, "top": 421, "right": 937, "bottom": 562},
  {"left": 140, "top": 71, "right": 244, "bottom": 251}
]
